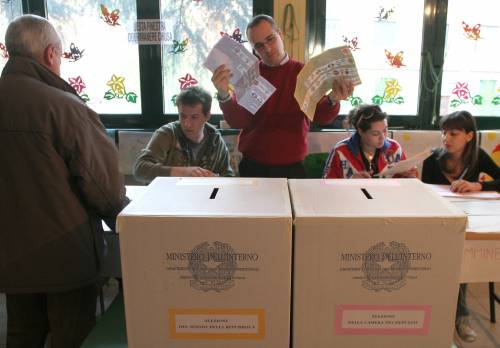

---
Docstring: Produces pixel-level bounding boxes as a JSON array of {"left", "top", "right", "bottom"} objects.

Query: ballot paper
[
  {"left": 376, "top": 148, "right": 433, "bottom": 178},
  {"left": 427, "top": 184, "right": 500, "bottom": 200},
  {"left": 204, "top": 36, "right": 276, "bottom": 114},
  {"left": 295, "top": 45, "right": 361, "bottom": 120}
]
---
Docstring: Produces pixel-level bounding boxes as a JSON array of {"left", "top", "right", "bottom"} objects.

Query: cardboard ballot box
[
  {"left": 117, "top": 177, "right": 292, "bottom": 348},
  {"left": 288, "top": 179, "right": 467, "bottom": 348}
]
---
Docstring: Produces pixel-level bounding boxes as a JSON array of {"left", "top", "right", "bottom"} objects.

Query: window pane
[
  {"left": 440, "top": 0, "right": 500, "bottom": 117},
  {"left": 47, "top": 0, "right": 141, "bottom": 114},
  {"left": 325, "top": 0, "right": 424, "bottom": 115},
  {"left": 0, "top": 0, "right": 22, "bottom": 72},
  {"left": 160, "top": 0, "right": 253, "bottom": 115}
]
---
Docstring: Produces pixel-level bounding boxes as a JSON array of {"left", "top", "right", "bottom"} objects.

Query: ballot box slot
[
  {"left": 361, "top": 188, "right": 373, "bottom": 199},
  {"left": 209, "top": 187, "right": 219, "bottom": 199}
]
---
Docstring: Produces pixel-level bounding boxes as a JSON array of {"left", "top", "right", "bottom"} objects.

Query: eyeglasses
[{"left": 253, "top": 33, "right": 278, "bottom": 51}]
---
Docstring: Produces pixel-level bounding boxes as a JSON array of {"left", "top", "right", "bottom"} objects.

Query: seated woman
[
  {"left": 323, "top": 104, "right": 414, "bottom": 178},
  {"left": 421, "top": 110, "right": 500, "bottom": 343}
]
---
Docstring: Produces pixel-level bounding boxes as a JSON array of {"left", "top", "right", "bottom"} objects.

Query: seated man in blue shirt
[{"left": 134, "top": 86, "right": 234, "bottom": 183}]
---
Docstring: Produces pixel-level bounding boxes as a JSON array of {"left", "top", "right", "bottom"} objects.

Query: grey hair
[
  {"left": 5, "top": 14, "right": 61, "bottom": 60},
  {"left": 246, "top": 14, "right": 278, "bottom": 35}
]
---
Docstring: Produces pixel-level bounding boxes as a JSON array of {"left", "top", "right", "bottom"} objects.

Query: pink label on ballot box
[{"left": 336, "top": 304, "right": 431, "bottom": 336}]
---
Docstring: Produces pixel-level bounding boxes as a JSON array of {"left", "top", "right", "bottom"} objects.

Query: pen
[{"left": 457, "top": 167, "right": 469, "bottom": 181}]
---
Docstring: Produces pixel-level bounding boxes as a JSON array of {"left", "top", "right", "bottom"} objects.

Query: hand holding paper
[
  {"left": 211, "top": 64, "right": 233, "bottom": 99},
  {"left": 294, "top": 46, "right": 361, "bottom": 120},
  {"left": 204, "top": 36, "right": 276, "bottom": 114},
  {"left": 375, "top": 149, "right": 433, "bottom": 178},
  {"left": 330, "top": 77, "right": 355, "bottom": 103}
]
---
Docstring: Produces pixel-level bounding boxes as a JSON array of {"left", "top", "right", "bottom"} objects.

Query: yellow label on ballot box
[{"left": 168, "top": 308, "right": 265, "bottom": 340}]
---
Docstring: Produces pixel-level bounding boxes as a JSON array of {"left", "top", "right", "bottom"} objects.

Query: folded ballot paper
[
  {"left": 295, "top": 46, "right": 361, "bottom": 120},
  {"left": 204, "top": 36, "right": 276, "bottom": 114},
  {"left": 375, "top": 148, "right": 433, "bottom": 178}
]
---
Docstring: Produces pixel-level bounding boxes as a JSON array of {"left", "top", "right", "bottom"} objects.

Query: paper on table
[
  {"left": 294, "top": 45, "right": 361, "bottom": 121},
  {"left": 203, "top": 36, "right": 275, "bottom": 114},
  {"left": 376, "top": 148, "right": 433, "bottom": 178},
  {"left": 426, "top": 184, "right": 500, "bottom": 200}
]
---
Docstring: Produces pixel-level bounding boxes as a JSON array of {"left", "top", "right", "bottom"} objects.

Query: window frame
[
  {"left": 310, "top": 0, "right": 500, "bottom": 130},
  {"left": 14, "top": 0, "right": 500, "bottom": 130},
  {"left": 18, "top": 0, "right": 271, "bottom": 130}
]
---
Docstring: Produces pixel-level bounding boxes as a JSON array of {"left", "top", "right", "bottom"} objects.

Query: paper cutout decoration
[
  {"left": 493, "top": 85, "right": 500, "bottom": 105},
  {"left": 68, "top": 76, "right": 90, "bottom": 102},
  {"left": 178, "top": 73, "right": 198, "bottom": 90},
  {"left": 348, "top": 95, "right": 363, "bottom": 106},
  {"left": 172, "top": 74, "right": 200, "bottom": 107},
  {"left": 220, "top": 28, "right": 247, "bottom": 44},
  {"left": 100, "top": 4, "right": 120, "bottom": 26},
  {"left": 68, "top": 76, "right": 86, "bottom": 93},
  {"left": 451, "top": 82, "right": 470, "bottom": 103},
  {"left": 462, "top": 21, "right": 481, "bottom": 41},
  {"left": 342, "top": 36, "right": 360, "bottom": 51},
  {"left": 493, "top": 87, "right": 500, "bottom": 106},
  {"left": 385, "top": 49, "right": 406, "bottom": 68},
  {"left": 170, "top": 39, "right": 189, "bottom": 54},
  {"left": 62, "top": 43, "right": 85, "bottom": 62},
  {"left": 104, "top": 74, "right": 138, "bottom": 103},
  {"left": 376, "top": 7, "right": 394, "bottom": 21},
  {"left": 450, "top": 82, "right": 482, "bottom": 107},
  {"left": 372, "top": 79, "right": 404, "bottom": 105},
  {"left": 384, "top": 79, "right": 402, "bottom": 100},
  {"left": 0, "top": 43, "right": 8, "bottom": 59}
]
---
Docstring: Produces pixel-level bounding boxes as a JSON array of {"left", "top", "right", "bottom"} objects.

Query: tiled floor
[
  {"left": 0, "top": 282, "right": 499, "bottom": 347},
  {"left": 457, "top": 282, "right": 500, "bottom": 348}
]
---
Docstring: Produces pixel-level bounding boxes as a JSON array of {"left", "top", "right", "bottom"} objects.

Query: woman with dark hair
[
  {"left": 422, "top": 110, "right": 500, "bottom": 192},
  {"left": 422, "top": 110, "right": 500, "bottom": 343},
  {"left": 323, "top": 104, "right": 415, "bottom": 178}
]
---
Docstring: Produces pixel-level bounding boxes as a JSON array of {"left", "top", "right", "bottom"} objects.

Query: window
[
  {"left": 2, "top": 0, "right": 271, "bottom": 128},
  {"left": 324, "top": 0, "right": 425, "bottom": 116},
  {"left": 160, "top": 0, "right": 253, "bottom": 114},
  {"left": 47, "top": 0, "right": 142, "bottom": 114},
  {"left": 0, "top": 0, "right": 22, "bottom": 73},
  {"left": 440, "top": 0, "right": 500, "bottom": 117}
]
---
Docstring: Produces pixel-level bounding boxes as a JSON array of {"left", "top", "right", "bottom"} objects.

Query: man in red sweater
[{"left": 211, "top": 14, "right": 354, "bottom": 178}]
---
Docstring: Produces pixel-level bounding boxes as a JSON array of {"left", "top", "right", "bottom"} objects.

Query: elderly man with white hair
[{"left": 0, "top": 15, "right": 127, "bottom": 348}]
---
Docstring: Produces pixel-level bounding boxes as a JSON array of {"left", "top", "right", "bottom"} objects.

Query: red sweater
[{"left": 220, "top": 58, "right": 340, "bottom": 165}]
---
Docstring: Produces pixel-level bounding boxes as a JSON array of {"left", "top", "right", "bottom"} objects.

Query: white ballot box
[
  {"left": 117, "top": 177, "right": 292, "bottom": 348},
  {"left": 288, "top": 179, "right": 467, "bottom": 348}
]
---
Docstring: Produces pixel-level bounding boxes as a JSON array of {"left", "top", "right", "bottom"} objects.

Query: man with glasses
[{"left": 211, "top": 14, "right": 354, "bottom": 178}]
